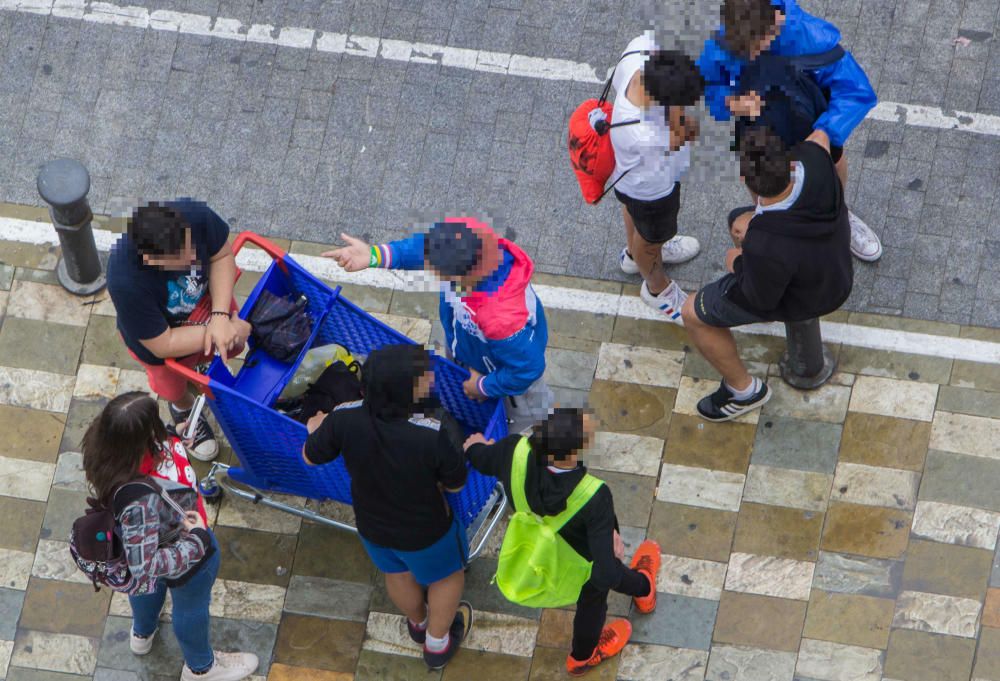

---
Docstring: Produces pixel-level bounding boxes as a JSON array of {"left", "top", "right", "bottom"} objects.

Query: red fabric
[
  {"left": 140, "top": 435, "right": 209, "bottom": 525},
  {"left": 568, "top": 99, "right": 617, "bottom": 204},
  {"left": 129, "top": 349, "right": 209, "bottom": 403},
  {"left": 459, "top": 238, "right": 536, "bottom": 341}
]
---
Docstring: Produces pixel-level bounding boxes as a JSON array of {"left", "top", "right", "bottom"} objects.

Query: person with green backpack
[{"left": 463, "top": 408, "right": 661, "bottom": 677}]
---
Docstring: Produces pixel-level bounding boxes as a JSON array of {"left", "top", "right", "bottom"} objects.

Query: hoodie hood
[
  {"left": 523, "top": 440, "right": 588, "bottom": 516},
  {"left": 362, "top": 344, "right": 431, "bottom": 421}
]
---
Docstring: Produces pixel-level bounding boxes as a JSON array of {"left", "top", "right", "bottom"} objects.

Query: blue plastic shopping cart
[{"left": 166, "top": 232, "right": 508, "bottom": 560}]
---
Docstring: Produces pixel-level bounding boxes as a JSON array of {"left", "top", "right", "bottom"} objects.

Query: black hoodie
[
  {"left": 728, "top": 140, "right": 854, "bottom": 322},
  {"left": 466, "top": 434, "right": 629, "bottom": 593},
  {"left": 304, "top": 345, "right": 468, "bottom": 550}
]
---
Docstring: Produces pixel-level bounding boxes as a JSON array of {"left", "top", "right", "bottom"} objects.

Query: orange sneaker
[
  {"left": 565, "top": 619, "right": 632, "bottom": 677},
  {"left": 630, "top": 539, "right": 661, "bottom": 614}
]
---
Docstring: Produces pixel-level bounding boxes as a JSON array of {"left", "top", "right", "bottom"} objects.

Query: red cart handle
[
  {"left": 163, "top": 359, "right": 214, "bottom": 399},
  {"left": 232, "top": 231, "right": 288, "bottom": 272}
]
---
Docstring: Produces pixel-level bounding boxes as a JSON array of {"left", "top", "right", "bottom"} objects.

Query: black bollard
[
  {"left": 779, "top": 318, "right": 836, "bottom": 390},
  {"left": 36, "top": 158, "right": 106, "bottom": 296}
]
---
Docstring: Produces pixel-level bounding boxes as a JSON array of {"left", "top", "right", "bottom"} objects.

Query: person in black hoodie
[
  {"left": 302, "top": 344, "right": 473, "bottom": 670},
  {"left": 680, "top": 126, "right": 853, "bottom": 422},
  {"left": 463, "top": 408, "right": 661, "bottom": 677}
]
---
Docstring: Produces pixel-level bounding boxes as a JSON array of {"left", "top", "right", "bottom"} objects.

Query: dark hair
[
  {"left": 722, "top": 0, "right": 781, "bottom": 58},
  {"left": 128, "top": 202, "right": 189, "bottom": 256},
  {"left": 642, "top": 49, "right": 704, "bottom": 108},
  {"left": 81, "top": 392, "right": 168, "bottom": 505},
  {"left": 424, "top": 221, "right": 483, "bottom": 278},
  {"left": 529, "top": 407, "right": 587, "bottom": 462},
  {"left": 739, "top": 127, "right": 793, "bottom": 198}
]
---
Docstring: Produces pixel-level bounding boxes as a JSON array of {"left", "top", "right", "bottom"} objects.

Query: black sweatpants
[{"left": 571, "top": 568, "right": 651, "bottom": 661}]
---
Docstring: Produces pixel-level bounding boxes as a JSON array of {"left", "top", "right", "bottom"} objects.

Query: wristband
[
  {"left": 369, "top": 245, "right": 381, "bottom": 268},
  {"left": 210, "top": 311, "right": 231, "bottom": 318}
]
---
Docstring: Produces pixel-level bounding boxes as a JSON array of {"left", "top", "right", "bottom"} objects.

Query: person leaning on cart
[
  {"left": 324, "top": 217, "right": 551, "bottom": 434},
  {"left": 302, "top": 344, "right": 474, "bottom": 671},
  {"left": 107, "top": 199, "right": 252, "bottom": 462}
]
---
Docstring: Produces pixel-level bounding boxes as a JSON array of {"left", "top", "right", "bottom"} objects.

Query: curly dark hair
[{"left": 642, "top": 49, "right": 705, "bottom": 108}]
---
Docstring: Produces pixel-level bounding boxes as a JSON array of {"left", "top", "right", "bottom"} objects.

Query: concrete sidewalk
[{"left": 3, "top": 205, "right": 1000, "bottom": 681}]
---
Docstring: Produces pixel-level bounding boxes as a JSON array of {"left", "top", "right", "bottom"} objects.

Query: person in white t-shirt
[{"left": 610, "top": 33, "right": 704, "bottom": 324}]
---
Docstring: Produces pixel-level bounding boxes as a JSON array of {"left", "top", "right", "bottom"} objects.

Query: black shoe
[
  {"left": 407, "top": 619, "right": 427, "bottom": 645},
  {"left": 169, "top": 403, "right": 219, "bottom": 462},
  {"left": 696, "top": 380, "right": 771, "bottom": 422},
  {"left": 423, "top": 601, "right": 474, "bottom": 670}
]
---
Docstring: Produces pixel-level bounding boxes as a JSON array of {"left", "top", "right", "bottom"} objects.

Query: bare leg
[
  {"left": 426, "top": 569, "right": 465, "bottom": 640},
  {"left": 835, "top": 152, "right": 849, "bottom": 188},
  {"left": 681, "top": 296, "right": 752, "bottom": 390},
  {"left": 172, "top": 392, "right": 195, "bottom": 411},
  {"left": 621, "top": 205, "right": 635, "bottom": 246},
  {"left": 629, "top": 229, "right": 670, "bottom": 294},
  {"left": 384, "top": 572, "right": 428, "bottom": 626}
]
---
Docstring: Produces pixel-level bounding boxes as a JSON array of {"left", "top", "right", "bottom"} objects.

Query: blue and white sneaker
[{"left": 640, "top": 281, "right": 687, "bottom": 325}]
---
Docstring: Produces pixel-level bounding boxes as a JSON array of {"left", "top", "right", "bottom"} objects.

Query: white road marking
[
  {"left": 5, "top": 215, "right": 1000, "bottom": 364},
  {"left": 4, "top": 0, "right": 1000, "bottom": 137}
]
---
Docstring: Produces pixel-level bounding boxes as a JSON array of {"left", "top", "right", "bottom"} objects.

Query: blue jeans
[{"left": 129, "top": 532, "right": 220, "bottom": 673}]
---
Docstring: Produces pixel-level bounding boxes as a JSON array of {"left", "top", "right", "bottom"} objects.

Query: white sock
[
  {"left": 726, "top": 376, "right": 761, "bottom": 401},
  {"left": 425, "top": 631, "right": 450, "bottom": 653},
  {"left": 410, "top": 617, "right": 427, "bottom": 631}
]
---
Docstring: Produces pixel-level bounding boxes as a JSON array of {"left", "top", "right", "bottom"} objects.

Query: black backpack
[
  {"left": 735, "top": 45, "right": 845, "bottom": 149},
  {"left": 293, "top": 360, "right": 363, "bottom": 423},
  {"left": 248, "top": 291, "right": 312, "bottom": 363}
]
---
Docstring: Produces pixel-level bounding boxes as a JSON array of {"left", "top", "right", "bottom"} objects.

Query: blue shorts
[{"left": 361, "top": 517, "right": 469, "bottom": 586}]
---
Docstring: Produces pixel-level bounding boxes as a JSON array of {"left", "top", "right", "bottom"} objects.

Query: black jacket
[
  {"left": 728, "top": 140, "right": 853, "bottom": 321},
  {"left": 467, "top": 434, "right": 630, "bottom": 592}
]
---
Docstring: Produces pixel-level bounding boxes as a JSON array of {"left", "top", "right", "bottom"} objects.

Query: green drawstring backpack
[{"left": 495, "top": 438, "right": 604, "bottom": 608}]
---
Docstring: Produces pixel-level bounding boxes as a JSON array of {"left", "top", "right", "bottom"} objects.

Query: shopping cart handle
[
  {"left": 164, "top": 358, "right": 214, "bottom": 399},
  {"left": 231, "top": 232, "right": 288, "bottom": 270}
]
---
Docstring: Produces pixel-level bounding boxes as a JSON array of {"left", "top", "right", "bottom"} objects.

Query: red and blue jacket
[
  {"left": 697, "top": 0, "right": 877, "bottom": 147},
  {"left": 376, "top": 219, "right": 548, "bottom": 399}
]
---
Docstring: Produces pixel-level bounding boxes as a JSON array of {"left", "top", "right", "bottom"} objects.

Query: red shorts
[{"left": 128, "top": 347, "right": 236, "bottom": 403}]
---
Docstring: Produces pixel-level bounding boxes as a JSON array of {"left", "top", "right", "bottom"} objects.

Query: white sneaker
[
  {"left": 848, "top": 210, "right": 883, "bottom": 262},
  {"left": 130, "top": 628, "right": 156, "bottom": 656},
  {"left": 640, "top": 281, "right": 687, "bottom": 324},
  {"left": 619, "top": 236, "right": 702, "bottom": 274},
  {"left": 180, "top": 651, "right": 259, "bottom": 681}
]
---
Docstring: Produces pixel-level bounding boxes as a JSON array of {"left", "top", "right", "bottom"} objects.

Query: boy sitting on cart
[
  {"left": 325, "top": 218, "right": 551, "bottom": 434},
  {"left": 107, "top": 199, "right": 251, "bottom": 461}
]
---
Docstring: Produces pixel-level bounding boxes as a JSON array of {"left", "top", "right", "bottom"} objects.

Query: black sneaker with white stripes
[
  {"left": 696, "top": 380, "right": 771, "bottom": 422},
  {"left": 169, "top": 403, "right": 219, "bottom": 462}
]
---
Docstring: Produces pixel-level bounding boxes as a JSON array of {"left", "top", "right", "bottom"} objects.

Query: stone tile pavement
[{"left": 5, "top": 223, "right": 1000, "bottom": 680}]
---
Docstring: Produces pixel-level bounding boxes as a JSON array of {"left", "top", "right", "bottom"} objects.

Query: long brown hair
[{"left": 82, "top": 392, "right": 168, "bottom": 505}]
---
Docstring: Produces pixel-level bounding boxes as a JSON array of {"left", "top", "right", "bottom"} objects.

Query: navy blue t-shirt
[{"left": 107, "top": 200, "right": 229, "bottom": 366}]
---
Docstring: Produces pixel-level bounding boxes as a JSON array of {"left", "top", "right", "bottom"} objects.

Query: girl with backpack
[
  {"left": 80, "top": 392, "right": 259, "bottom": 681},
  {"left": 463, "top": 408, "right": 661, "bottom": 677}
]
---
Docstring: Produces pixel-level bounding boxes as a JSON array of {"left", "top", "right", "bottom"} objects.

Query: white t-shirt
[
  {"left": 609, "top": 32, "right": 692, "bottom": 202},
  {"left": 754, "top": 162, "right": 805, "bottom": 214}
]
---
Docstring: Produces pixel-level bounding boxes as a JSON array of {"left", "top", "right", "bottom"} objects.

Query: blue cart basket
[{"left": 166, "top": 232, "right": 509, "bottom": 560}]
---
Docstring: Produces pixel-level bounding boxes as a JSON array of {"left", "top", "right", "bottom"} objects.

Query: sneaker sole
[
  {"left": 851, "top": 242, "right": 883, "bottom": 262},
  {"left": 186, "top": 441, "right": 220, "bottom": 462},
  {"left": 697, "top": 388, "right": 772, "bottom": 423}
]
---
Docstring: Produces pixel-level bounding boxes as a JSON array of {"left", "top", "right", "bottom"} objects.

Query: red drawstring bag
[{"left": 567, "top": 51, "right": 643, "bottom": 205}]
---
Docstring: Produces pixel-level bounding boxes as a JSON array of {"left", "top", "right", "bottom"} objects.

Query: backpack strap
[
  {"left": 509, "top": 438, "right": 604, "bottom": 530},
  {"left": 110, "top": 478, "right": 163, "bottom": 519},
  {"left": 509, "top": 438, "right": 533, "bottom": 514},
  {"left": 598, "top": 49, "right": 648, "bottom": 106},
  {"left": 787, "top": 44, "right": 845, "bottom": 72}
]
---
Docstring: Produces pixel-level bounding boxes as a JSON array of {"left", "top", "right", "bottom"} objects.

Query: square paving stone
[
  {"left": 837, "top": 346, "right": 953, "bottom": 384},
  {"left": 283, "top": 575, "right": 371, "bottom": 622},
  {"left": 919, "top": 450, "right": 1000, "bottom": 512},
  {"left": 443, "top": 650, "right": 533, "bottom": 680},
  {"left": 733, "top": 503, "right": 824, "bottom": 562},
  {"left": 647, "top": 501, "right": 737, "bottom": 564},
  {"left": 985, "top": 588, "right": 1000, "bottom": 627},
  {"left": 812, "top": 552, "right": 903, "bottom": 599},
  {"left": 274, "top": 614, "right": 365, "bottom": 673},
  {"left": 0, "top": 405, "right": 65, "bottom": 463},
  {"left": 901, "top": 538, "right": 992, "bottom": 600},
  {"left": 951, "top": 359, "right": 1000, "bottom": 392},
  {"left": 58, "top": 398, "right": 106, "bottom": 453},
  {"left": 530, "top": 645, "right": 615, "bottom": 680},
  {"left": 543, "top": 347, "right": 598, "bottom": 391},
  {"left": 266, "top": 662, "right": 354, "bottom": 680},
  {"left": 839, "top": 412, "right": 930, "bottom": 471},
  {"left": 937, "top": 385, "right": 1000, "bottom": 419},
  {"left": 213, "top": 525, "right": 298, "bottom": 587},
  {"left": 5, "top": 670, "right": 95, "bottom": 681},
  {"left": 40, "top": 487, "right": 88, "bottom": 543},
  {"left": 597, "top": 471, "right": 655, "bottom": 528},
  {"left": 0, "top": 586, "right": 25, "bottom": 639},
  {"left": 19, "top": 577, "right": 111, "bottom": 637},
  {"left": 751, "top": 416, "right": 842, "bottom": 474},
  {"left": 547, "top": 308, "right": 615, "bottom": 344},
  {"left": 664, "top": 413, "right": 755, "bottom": 474},
  {"left": 387, "top": 291, "right": 442, "bottom": 320},
  {"left": 610, "top": 316, "right": 688, "bottom": 351},
  {"left": 820, "top": 503, "right": 911, "bottom": 560},
  {"left": 535, "top": 609, "right": 575, "bottom": 649},
  {"left": 630, "top": 593, "right": 718, "bottom": 650},
  {"left": 0, "top": 317, "right": 87, "bottom": 376},
  {"left": 588, "top": 379, "right": 675, "bottom": 440},
  {"left": 713, "top": 591, "right": 807, "bottom": 652},
  {"left": 97, "top": 615, "right": 184, "bottom": 676},
  {"left": 884, "top": 629, "right": 975, "bottom": 681},
  {"left": 292, "top": 521, "right": 375, "bottom": 585},
  {"left": 81, "top": 315, "right": 143, "bottom": 369},
  {"left": 354, "top": 650, "right": 441, "bottom": 681},
  {"left": 974, "top": 626, "right": 1000, "bottom": 680},
  {"left": 801, "top": 590, "right": 894, "bottom": 649},
  {"left": 0, "top": 496, "right": 45, "bottom": 553}
]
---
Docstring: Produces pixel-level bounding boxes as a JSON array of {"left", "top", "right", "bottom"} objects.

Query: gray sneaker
[{"left": 180, "top": 651, "right": 259, "bottom": 681}]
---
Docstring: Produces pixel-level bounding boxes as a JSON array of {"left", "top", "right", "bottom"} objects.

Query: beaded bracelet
[{"left": 210, "top": 311, "right": 231, "bottom": 318}]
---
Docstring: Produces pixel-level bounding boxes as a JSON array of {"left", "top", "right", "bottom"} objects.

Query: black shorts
[
  {"left": 694, "top": 273, "right": 773, "bottom": 328},
  {"left": 615, "top": 184, "right": 681, "bottom": 244},
  {"left": 830, "top": 145, "right": 843, "bottom": 164}
]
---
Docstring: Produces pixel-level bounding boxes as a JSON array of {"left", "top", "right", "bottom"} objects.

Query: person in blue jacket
[
  {"left": 324, "top": 217, "right": 552, "bottom": 434},
  {"left": 698, "top": 0, "right": 883, "bottom": 262}
]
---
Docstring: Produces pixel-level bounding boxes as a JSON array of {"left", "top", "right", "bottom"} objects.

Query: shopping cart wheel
[{"left": 198, "top": 475, "right": 222, "bottom": 503}]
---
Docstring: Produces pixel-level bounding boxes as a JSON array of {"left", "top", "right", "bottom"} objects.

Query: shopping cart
[{"left": 165, "top": 232, "right": 508, "bottom": 560}]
